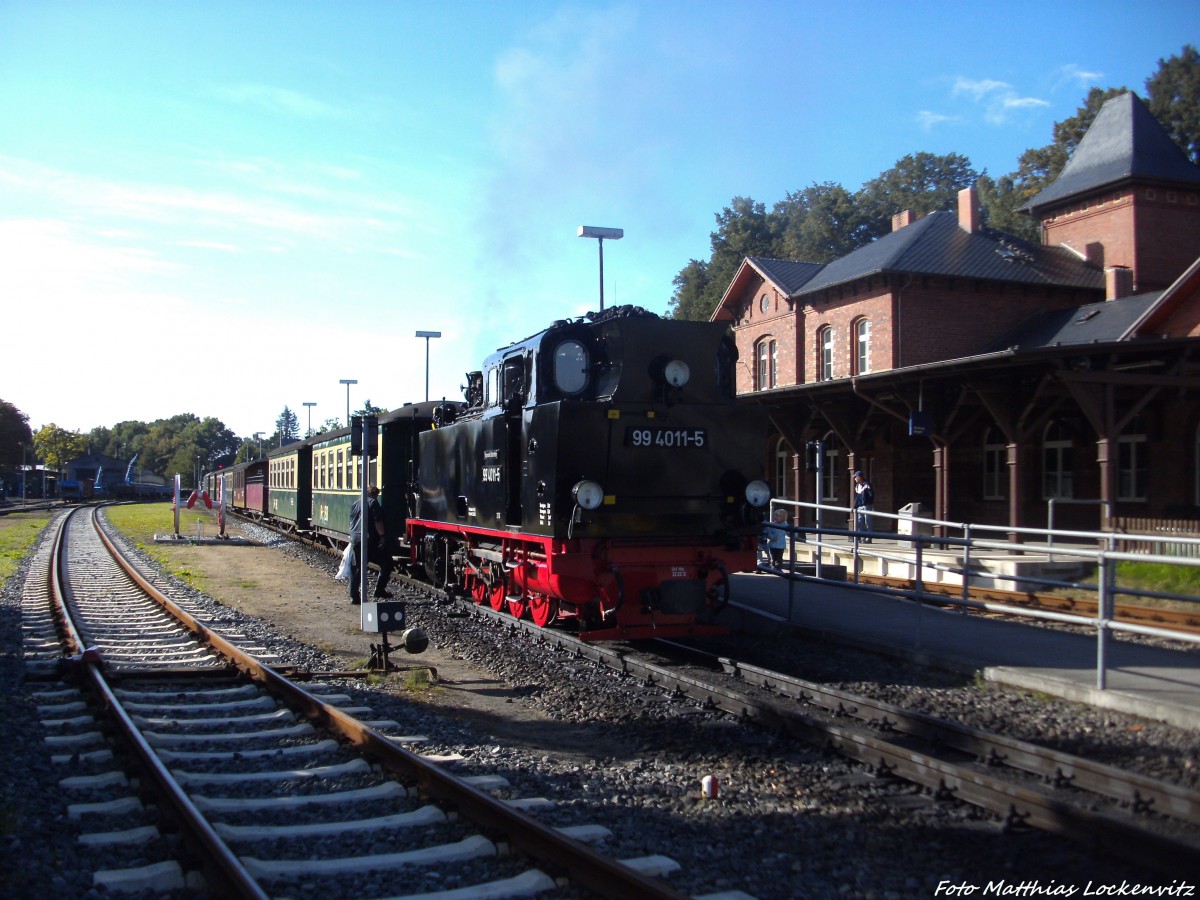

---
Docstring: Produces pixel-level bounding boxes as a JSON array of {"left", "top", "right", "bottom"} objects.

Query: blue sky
[{"left": 1, "top": 0, "right": 1192, "bottom": 441}]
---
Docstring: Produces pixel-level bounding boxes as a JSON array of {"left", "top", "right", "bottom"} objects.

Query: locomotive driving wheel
[
  {"left": 489, "top": 583, "right": 508, "bottom": 612},
  {"left": 506, "top": 592, "right": 527, "bottom": 619},
  {"left": 528, "top": 593, "right": 558, "bottom": 627}
]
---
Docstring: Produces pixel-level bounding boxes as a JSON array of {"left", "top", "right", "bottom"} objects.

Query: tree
[
  {"left": 355, "top": 399, "right": 388, "bottom": 417},
  {"left": 321, "top": 417, "right": 342, "bottom": 433},
  {"left": 275, "top": 407, "right": 300, "bottom": 447},
  {"left": 0, "top": 399, "right": 33, "bottom": 469},
  {"left": 667, "top": 259, "right": 712, "bottom": 321},
  {"left": 855, "top": 152, "right": 979, "bottom": 241},
  {"left": 1146, "top": 44, "right": 1200, "bottom": 165},
  {"left": 33, "top": 423, "right": 87, "bottom": 483},
  {"left": 776, "top": 182, "right": 868, "bottom": 263}
]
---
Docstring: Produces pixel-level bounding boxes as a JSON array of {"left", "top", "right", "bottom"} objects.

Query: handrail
[{"left": 766, "top": 499, "right": 1200, "bottom": 691}]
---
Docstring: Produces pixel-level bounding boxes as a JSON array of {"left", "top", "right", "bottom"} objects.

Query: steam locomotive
[{"left": 210, "top": 306, "right": 770, "bottom": 640}]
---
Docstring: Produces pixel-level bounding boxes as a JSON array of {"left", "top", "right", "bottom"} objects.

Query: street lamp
[
  {"left": 303, "top": 401, "right": 317, "bottom": 437},
  {"left": 195, "top": 455, "right": 201, "bottom": 489},
  {"left": 18, "top": 441, "right": 27, "bottom": 506},
  {"left": 339, "top": 379, "right": 357, "bottom": 428},
  {"left": 415, "top": 332, "right": 441, "bottom": 402},
  {"left": 252, "top": 432, "right": 263, "bottom": 459},
  {"left": 578, "top": 225, "right": 623, "bottom": 311}
]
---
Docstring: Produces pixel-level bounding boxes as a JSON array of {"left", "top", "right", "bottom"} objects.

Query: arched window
[
  {"left": 854, "top": 318, "right": 870, "bottom": 375},
  {"left": 1042, "top": 421, "right": 1074, "bottom": 499},
  {"left": 756, "top": 338, "right": 777, "bottom": 390},
  {"left": 817, "top": 326, "right": 833, "bottom": 381},
  {"left": 1117, "top": 416, "right": 1147, "bottom": 502},
  {"left": 983, "top": 427, "right": 1005, "bottom": 500}
]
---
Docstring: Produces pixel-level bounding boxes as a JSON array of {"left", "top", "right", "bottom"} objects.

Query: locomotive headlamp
[
  {"left": 744, "top": 480, "right": 771, "bottom": 507},
  {"left": 572, "top": 480, "right": 605, "bottom": 510},
  {"left": 664, "top": 359, "right": 690, "bottom": 387}
]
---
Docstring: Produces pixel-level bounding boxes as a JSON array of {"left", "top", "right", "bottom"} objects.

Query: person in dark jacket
[
  {"left": 852, "top": 471, "right": 874, "bottom": 542},
  {"left": 348, "top": 485, "right": 394, "bottom": 604}
]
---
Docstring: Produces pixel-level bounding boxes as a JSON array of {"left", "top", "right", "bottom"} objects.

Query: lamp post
[
  {"left": 195, "top": 455, "right": 200, "bottom": 489},
  {"left": 253, "top": 432, "right": 263, "bottom": 459},
  {"left": 415, "top": 331, "right": 441, "bottom": 402},
  {"left": 302, "top": 401, "right": 317, "bottom": 437},
  {"left": 578, "top": 225, "right": 623, "bottom": 311},
  {"left": 339, "top": 379, "right": 357, "bottom": 428}
]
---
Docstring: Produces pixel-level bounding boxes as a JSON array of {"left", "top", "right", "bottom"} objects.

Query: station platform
[{"left": 721, "top": 561, "right": 1200, "bottom": 730}]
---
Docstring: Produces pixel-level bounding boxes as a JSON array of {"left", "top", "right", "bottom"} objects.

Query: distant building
[{"left": 715, "top": 92, "right": 1200, "bottom": 533}]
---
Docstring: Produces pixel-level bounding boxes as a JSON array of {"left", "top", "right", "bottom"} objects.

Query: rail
[{"left": 764, "top": 498, "right": 1200, "bottom": 691}]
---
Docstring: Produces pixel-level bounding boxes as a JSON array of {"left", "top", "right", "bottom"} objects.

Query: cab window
[{"left": 553, "top": 340, "right": 589, "bottom": 395}]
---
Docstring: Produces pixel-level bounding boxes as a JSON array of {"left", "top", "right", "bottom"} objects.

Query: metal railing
[{"left": 762, "top": 499, "right": 1200, "bottom": 690}]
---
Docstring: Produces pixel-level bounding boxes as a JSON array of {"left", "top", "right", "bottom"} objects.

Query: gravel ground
[{"left": 1, "top": 513, "right": 1193, "bottom": 899}]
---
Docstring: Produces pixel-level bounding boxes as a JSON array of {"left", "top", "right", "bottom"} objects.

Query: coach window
[
  {"left": 818, "top": 326, "right": 833, "bottom": 381},
  {"left": 554, "top": 340, "right": 589, "bottom": 395},
  {"left": 1117, "top": 416, "right": 1148, "bottom": 502},
  {"left": 1042, "top": 421, "right": 1074, "bottom": 499}
]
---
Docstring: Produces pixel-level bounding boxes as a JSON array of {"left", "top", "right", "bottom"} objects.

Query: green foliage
[
  {"left": 0, "top": 400, "right": 33, "bottom": 470},
  {"left": 33, "top": 423, "right": 88, "bottom": 478},
  {"left": 1146, "top": 44, "right": 1200, "bottom": 165},
  {"left": 855, "top": 152, "right": 978, "bottom": 241}
]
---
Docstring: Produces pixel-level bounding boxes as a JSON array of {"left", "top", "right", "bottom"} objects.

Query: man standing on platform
[
  {"left": 348, "top": 485, "right": 394, "bottom": 604},
  {"left": 852, "top": 471, "right": 874, "bottom": 542}
]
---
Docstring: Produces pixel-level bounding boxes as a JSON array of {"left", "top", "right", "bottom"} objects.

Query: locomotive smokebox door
[{"left": 360, "top": 601, "right": 406, "bottom": 633}]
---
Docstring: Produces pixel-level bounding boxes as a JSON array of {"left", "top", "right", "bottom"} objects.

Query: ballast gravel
[{"left": 1, "top": 513, "right": 1192, "bottom": 900}]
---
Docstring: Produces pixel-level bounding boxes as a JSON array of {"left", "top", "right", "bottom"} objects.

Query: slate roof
[
  {"left": 787, "top": 211, "right": 1103, "bottom": 297},
  {"left": 745, "top": 258, "right": 824, "bottom": 294},
  {"left": 980, "top": 291, "right": 1163, "bottom": 352},
  {"left": 1022, "top": 92, "right": 1200, "bottom": 214}
]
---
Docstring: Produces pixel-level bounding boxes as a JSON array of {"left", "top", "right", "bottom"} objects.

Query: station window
[
  {"left": 1117, "top": 417, "right": 1147, "bottom": 502},
  {"left": 1042, "top": 421, "right": 1074, "bottom": 499},
  {"left": 756, "top": 338, "right": 777, "bottom": 390},
  {"left": 983, "top": 427, "right": 1005, "bottom": 500},
  {"left": 854, "top": 318, "right": 870, "bottom": 375},
  {"left": 818, "top": 326, "right": 833, "bottom": 381}
]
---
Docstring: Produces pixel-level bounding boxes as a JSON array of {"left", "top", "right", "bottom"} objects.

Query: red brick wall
[
  {"left": 1041, "top": 186, "right": 1200, "bottom": 293},
  {"left": 730, "top": 277, "right": 799, "bottom": 393}
]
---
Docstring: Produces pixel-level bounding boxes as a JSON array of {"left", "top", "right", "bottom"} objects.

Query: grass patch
[
  {"left": 1114, "top": 561, "right": 1200, "bottom": 599},
  {"left": 103, "top": 502, "right": 216, "bottom": 590},
  {"left": 0, "top": 511, "right": 54, "bottom": 583}
]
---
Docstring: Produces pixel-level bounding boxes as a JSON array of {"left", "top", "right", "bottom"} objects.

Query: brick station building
[{"left": 714, "top": 92, "right": 1200, "bottom": 535}]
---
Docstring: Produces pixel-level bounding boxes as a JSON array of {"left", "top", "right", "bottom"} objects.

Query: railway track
[
  {"left": 24, "top": 506, "right": 693, "bottom": 898},
  {"left": 441, "top": 591, "right": 1200, "bottom": 878},
  {"left": 175, "top": 507, "right": 1200, "bottom": 879}
]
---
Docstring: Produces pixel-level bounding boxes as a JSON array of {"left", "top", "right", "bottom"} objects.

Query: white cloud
[
  {"left": 917, "top": 110, "right": 957, "bottom": 131},
  {"left": 210, "top": 83, "right": 344, "bottom": 119},
  {"left": 1055, "top": 63, "right": 1103, "bottom": 91},
  {"left": 950, "top": 76, "right": 1048, "bottom": 125}
]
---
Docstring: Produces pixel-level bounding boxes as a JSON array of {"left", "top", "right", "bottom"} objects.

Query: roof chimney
[
  {"left": 958, "top": 185, "right": 979, "bottom": 234},
  {"left": 891, "top": 209, "right": 913, "bottom": 232},
  {"left": 1105, "top": 266, "right": 1134, "bottom": 300}
]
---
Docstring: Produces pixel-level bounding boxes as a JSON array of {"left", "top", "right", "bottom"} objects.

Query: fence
[{"left": 1112, "top": 517, "right": 1200, "bottom": 558}]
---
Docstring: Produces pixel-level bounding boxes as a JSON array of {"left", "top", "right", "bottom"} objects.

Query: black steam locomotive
[{"left": 408, "top": 306, "right": 770, "bottom": 640}]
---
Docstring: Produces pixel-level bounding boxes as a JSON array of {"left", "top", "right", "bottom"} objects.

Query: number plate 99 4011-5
[{"left": 625, "top": 427, "right": 707, "bottom": 448}]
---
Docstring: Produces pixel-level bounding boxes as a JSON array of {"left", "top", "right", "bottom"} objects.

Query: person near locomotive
[
  {"left": 852, "top": 470, "right": 874, "bottom": 542},
  {"left": 348, "top": 485, "right": 394, "bottom": 604},
  {"left": 761, "top": 507, "right": 790, "bottom": 567}
]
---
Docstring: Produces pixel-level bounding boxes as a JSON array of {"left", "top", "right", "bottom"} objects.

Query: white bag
[{"left": 335, "top": 542, "right": 353, "bottom": 581}]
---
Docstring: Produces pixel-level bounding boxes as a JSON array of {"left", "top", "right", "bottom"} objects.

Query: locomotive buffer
[{"left": 352, "top": 415, "right": 428, "bottom": 671}]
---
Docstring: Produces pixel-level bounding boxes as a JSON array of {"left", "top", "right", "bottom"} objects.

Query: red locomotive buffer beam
[{"left": 421, "top": 522, "right": 751, "bottom": 641}]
